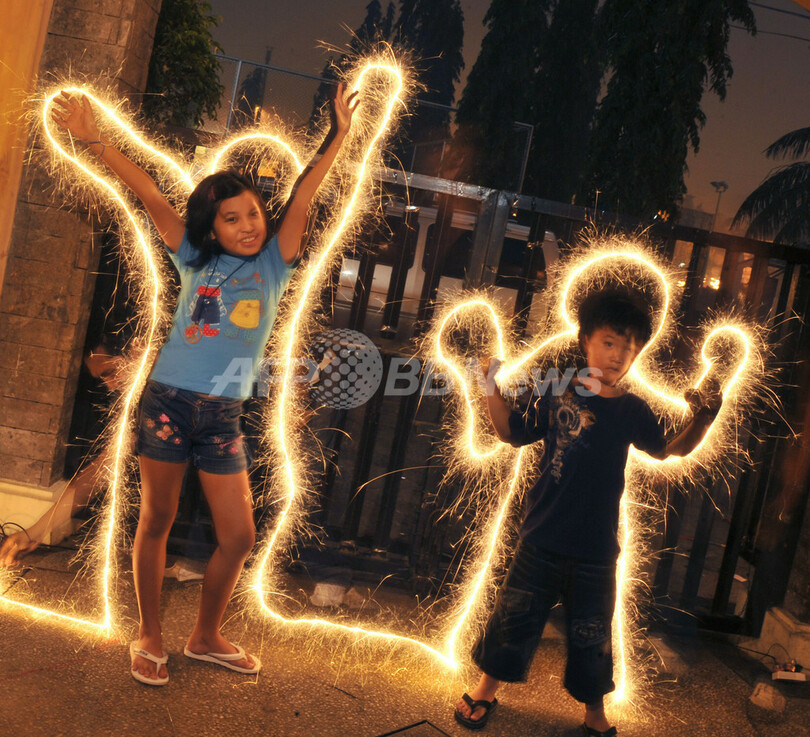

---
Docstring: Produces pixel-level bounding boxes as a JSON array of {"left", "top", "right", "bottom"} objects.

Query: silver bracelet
[{"left": 87, "top": 139, "right": 106, "bottom": 157}]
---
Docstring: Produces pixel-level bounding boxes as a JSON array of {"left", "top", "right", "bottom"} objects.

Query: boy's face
[{"left": 581, "top": 326, "right": 642, "bottom": 387}]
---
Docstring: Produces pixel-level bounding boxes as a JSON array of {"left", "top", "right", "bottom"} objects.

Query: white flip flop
[
  {"left": 130, "top": 642, "right": 169, "bottom": 686},
  {"left": 183, "top": 644, "right": 261, "bottom": 674}
]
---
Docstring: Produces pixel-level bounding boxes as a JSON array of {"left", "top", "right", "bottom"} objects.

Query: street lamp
[{"left": 710, "top": 180, "right": 728, "bottom": 232}]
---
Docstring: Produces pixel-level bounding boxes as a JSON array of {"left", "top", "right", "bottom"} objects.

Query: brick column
[{"left": 0, "top": 0, "right": 161, "bottom": 510}]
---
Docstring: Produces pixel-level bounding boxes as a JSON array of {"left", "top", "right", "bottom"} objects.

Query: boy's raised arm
[
  {"left": 658, "top": 387, "right": 723, "bottom": 459},
  {"left": 52, "top": 92, "right": 185, "bottom": 252},
  {"left": 483, "top": 358, "right": 514, "bottom": 443}
]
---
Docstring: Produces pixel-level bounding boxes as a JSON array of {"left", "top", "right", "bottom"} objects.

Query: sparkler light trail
[
  {"left": 0, "top": 51, "right": 408, "bottom": 639},
  {"left": 425, "top": 235, "right": 764, "bottom": 703},
  {"left": 2, "top": 56, "right": 765, "bottom": 703}
]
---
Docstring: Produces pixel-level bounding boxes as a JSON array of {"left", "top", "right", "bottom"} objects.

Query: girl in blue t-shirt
[{"left": 52, "top": 85, "right": 357, "bottom": 685}]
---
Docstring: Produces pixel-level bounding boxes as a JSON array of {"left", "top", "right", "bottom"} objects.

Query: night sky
[{"left": 206, "top": 0, "right": 810, "bottom": 231}]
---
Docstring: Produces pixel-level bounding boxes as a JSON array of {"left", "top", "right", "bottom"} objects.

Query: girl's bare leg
[
  {"left": 132, "top": 456, "right": 186, "bottom": 680},
  {"left": 185, "top": 469, "right": 256, "bottom": 669}
]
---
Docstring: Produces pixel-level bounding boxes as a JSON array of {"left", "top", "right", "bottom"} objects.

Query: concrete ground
[{"left": 1, "top": 543, "right": 809, "bottom": 737}]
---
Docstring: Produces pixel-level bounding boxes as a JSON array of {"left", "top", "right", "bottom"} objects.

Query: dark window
[{"left": 422, "top": 224, "right": 472, "bottom": 279}]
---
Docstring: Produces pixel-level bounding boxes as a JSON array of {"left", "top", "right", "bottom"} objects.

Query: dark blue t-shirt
[{"left": 508, "top": 386, "right": 666, "bottom": 561}]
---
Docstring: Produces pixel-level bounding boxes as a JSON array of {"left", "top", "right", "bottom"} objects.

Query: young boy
[{"left": 454, "top": 288, "right": 721, "bottom": 736}]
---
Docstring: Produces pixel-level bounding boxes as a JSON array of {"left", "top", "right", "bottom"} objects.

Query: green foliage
[
  {"left": 448, "top": 0, "right": 602, "bottom": 196},
  {"left": 307, "top": 0, "right": 464, "bottom": 171},
  {"left": 734, "top": 127, "right": 810, "bottom": 244},
  {"left": 581, "top": 0, "right": 756, "bottom": 218},
  {"left": 232, "top": 66, "right": 267, "bottom": 129},
  {"left": 447, "top": 0, "right": 551, "bottom": 189},
  {"left": 308, "top": 1, "right": 396, "bottom": 132},
  {"left": 142, "top": 0, "right": 224, "bottom": 128},
  {"left": 525, "top": 0, "right": 601, "bottom": 200},
  {"left": 395, "top": 0, "right": 465, "bottom": 144}
]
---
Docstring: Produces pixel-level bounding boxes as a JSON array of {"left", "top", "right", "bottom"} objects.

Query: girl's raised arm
[
  {"left": 52, "top": 92, "right": 186, "bottom": 252},
  {"left": 276, "top": 82, "right": 359, "bottom": 264}
]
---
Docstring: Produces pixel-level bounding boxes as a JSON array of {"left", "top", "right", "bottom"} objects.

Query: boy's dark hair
[
  {"left": 577, "top": 287, "right": 654, "bottom": 347},
  {"left": 186, "top": 170, "right": 269, "bottom": 266}
]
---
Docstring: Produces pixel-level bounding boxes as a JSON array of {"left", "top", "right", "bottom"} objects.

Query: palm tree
[{"left": 733, "top": 126, "right": 810, "bottom": 245}]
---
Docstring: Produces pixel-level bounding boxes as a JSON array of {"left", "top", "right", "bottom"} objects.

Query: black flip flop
[
  {"left": 454, "top": 692, "right": 498, "bottom": 730},
  {"left": 581, "top": 725, "right": 617, "bottom": 737}
]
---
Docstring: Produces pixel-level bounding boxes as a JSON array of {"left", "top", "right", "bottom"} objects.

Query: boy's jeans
[{"left": 472, "top": 541, "right": 616, "bottom": 704}]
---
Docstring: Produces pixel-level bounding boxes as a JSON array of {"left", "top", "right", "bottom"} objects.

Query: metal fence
[{"left": 98, "top": 51, "right": 810, "bottom": 635}]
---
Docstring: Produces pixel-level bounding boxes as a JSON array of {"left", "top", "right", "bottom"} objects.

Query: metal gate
[{"left": 77, "top": 152, "right": 810, "bottom": 638}]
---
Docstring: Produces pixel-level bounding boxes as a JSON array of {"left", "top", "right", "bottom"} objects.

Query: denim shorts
[
  {"left": 135, "top": 380, "right": 249, "bottom": 475},
  {"left": 473, "top": 541, "right": 617, "bottom": 704}
]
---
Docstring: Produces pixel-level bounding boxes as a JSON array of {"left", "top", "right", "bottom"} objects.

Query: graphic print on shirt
[
  {"left": 185, "top": 263, "right": 229, "bottom": 344},
  {"left": 223, "top": 272, "right": 265, "bottom": 345},
  {"left": 549, "top": 390, "right": 595, "bottom": 480}
]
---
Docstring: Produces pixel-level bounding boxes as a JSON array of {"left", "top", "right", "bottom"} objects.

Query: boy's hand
[
  {"left": 332, "top": 82, "right": 359, "bottom": 137},
  {"left": 52, "top": 91, "right": 100, "bottom": 143},
  {"left": 480, "top": 357, "right": 503, "bottom": 395},
  {"left": 482, "top": 357, "right": 503, "bottom": 380},
  {"left": 685, "top": 379, "right": 723, "bottom": 423}
]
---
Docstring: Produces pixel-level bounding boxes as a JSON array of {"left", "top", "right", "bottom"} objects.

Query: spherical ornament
[{"left": 309, "top": 329, "right": 383, "bottom": 409}]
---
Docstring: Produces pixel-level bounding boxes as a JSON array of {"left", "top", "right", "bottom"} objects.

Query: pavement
[{"left": 1, "top": 541, "right": 809, "bottom": 737}]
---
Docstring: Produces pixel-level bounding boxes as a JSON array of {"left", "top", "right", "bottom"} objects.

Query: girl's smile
[{"left": 212, "top": 190, "right": 267, "bottom": 257}]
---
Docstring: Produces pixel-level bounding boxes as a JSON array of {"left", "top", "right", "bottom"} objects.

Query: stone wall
[{"left": 0, "top": 0, "right": 161, "bottom": 491}]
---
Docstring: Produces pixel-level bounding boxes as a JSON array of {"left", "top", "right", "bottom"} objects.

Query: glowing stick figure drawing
[
  {"left": 1, "top": 50, "right": 763, "bottom": 699},
  {"left": 0, "top": 52, "right": 410, "bottom": 637},
  {"left": 425, "top": 239, "right": 762, "bottom": 702}
]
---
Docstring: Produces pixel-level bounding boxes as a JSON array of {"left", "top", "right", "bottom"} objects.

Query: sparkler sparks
[
  {"left": 0, "top": 52, "right": 417, "bottom": 642},
  {"left": 3, "top": 54, "right": 766, "bottom": 713},
  {"left": 425, "top": 234, "right": 764, "bottom": 703}
]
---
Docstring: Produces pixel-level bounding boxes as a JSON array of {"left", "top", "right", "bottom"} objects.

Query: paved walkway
[{"left": 1, "top": 545, "right": 808, "bottom": 737}]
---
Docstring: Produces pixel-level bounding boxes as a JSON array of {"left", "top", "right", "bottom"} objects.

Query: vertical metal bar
[
  {"left": 380, "top": 206, "right": 419, "bottom": 338},
  {"left": 514, "top": 213, "right": 549, "bottom": 335},
  {"left": 348, "top": 249, "right": 377, "bottom": 332},
  {"left": 465, "top": 191, "right": 498, "bottom": 289},
  {"left": 225, "top": 59, "right": 243, "bottom": 133},
  {"left": 373, "top": 366, "right": 422, "bottom": 548},
  {"left": 653, "top": 482, "right": 688, "bottom": 601},
  {"left": 712, "top": 433, "right": 761, "bottom": 615},
  {"left": 415, "top": 194, "right": 455, "bottom": 331},
  {"left": 775, "top": 263, "right": 798, "bottom": 340},
  {"left": 680, "top": 240, "right": 705, "bottom": 311},
  {"left": 343, "top": 356, "right": 390, "bottom": 540},
  {"left": 314, "top": 408, "right": 349, "bottom": 532},
  {"left": 716, "top": 246, "right": 740, "bottom": 308},
  {"left": 746, "top": 255, "right": 769, "bottom": 316},
  {"left": 679, "top": 487, "right": 718, "bottom": 612}
]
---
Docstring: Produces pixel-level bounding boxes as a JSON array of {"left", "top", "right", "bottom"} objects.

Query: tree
[
  {"left": 232, "top": 66, "right": 267, "bottom": 129},
  {"left": 142, "top": 0, "right": 224, "bottom": 128},
  {"left": 308, "top": 1, "right": 396, "bottom": 131},
  {"left": 581, "top": 0, "right": 756, "bottom": 218},
  {"left": 733, "top": 126, "right": 810, "bottom": 245},
  {"left": 394, "top": 0, "right": 465, "bottom": 154},
  {"left": 445, "top": 0, "right": 551, "bottom": 189},
  {"left": 524, "top": 0, "right": 602, "bottom": 201}
]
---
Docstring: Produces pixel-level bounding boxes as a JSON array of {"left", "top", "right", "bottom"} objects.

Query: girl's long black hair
[{"left": 185, "top": 170, "right": 269, "bottom": 267}]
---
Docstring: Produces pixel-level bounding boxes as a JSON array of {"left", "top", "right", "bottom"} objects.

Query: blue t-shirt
[
  {"left": 150, "top": 233, "right": 294, "bottom": 399},
  {"left": 509, "top": 387, "right": 666, "bottom": 561}
]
